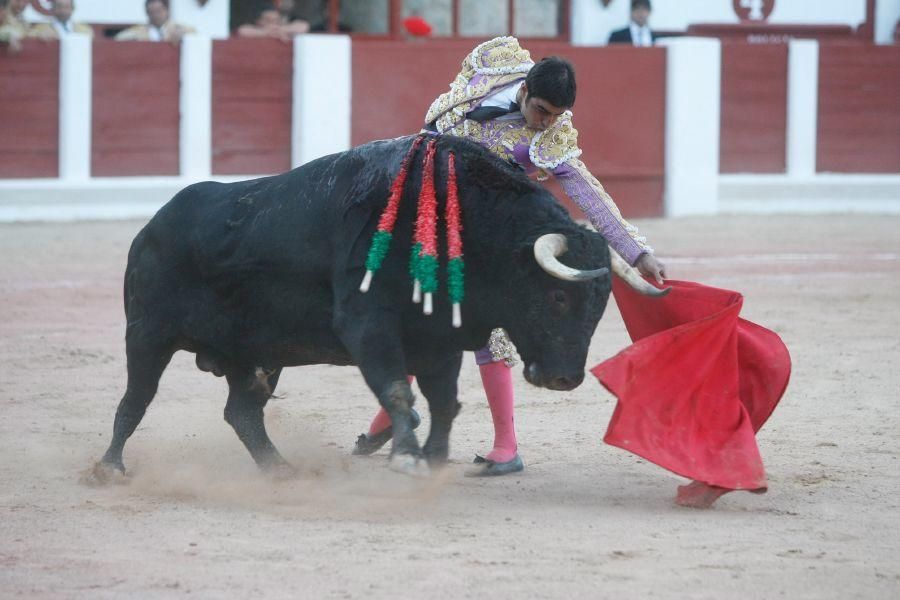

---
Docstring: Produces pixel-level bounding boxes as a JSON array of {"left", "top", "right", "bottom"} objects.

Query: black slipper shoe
[
  {"left": 465, "top": 453, "right": 524, "bottom": 477},
  {"left": 352, "top": 408, "right": 421, "bottom": 456}
]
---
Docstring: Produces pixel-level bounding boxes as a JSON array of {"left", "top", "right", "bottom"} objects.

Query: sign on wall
[
  {"left": 733, "top": 0, "right": 776, "bottom": 22},
  {"left": 29, "top": 0, "right": 51, "bottom": 15}
]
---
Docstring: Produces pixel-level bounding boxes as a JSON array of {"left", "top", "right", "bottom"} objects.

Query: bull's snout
[
  {"left": 524, "top": 362, "right": 584, "bottom": 391},
  {"left": 547, "top": 373, "right": 583, "bottom": 390}
]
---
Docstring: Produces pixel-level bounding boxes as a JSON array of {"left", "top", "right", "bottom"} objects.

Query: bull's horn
[
  {"left": 533, "top": 234, "right": 609, "bottom": 282},
  {"left": 610, "top": 249, "right": 670, "bottom": 297}
]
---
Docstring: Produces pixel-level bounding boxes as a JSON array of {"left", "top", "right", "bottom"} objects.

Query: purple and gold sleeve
[{"left": 552, "top": 158, "right": 652, "bottom": 266}]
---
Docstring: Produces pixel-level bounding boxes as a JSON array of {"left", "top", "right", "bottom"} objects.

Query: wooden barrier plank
[
  {"left": 212, "top": 39, "right": 292, "bottom": 175},
  {"left": 720, "top": 43, "right": 788, "bottom": 174},
  {"left": 351, "top": 40, "right": 666, "bottom": 217},
  {"left": 91, "top": 41, "right": 180, "bottom": 176},
  {"left": 817, "top": 44, "right": 900, "bottom": 173},
  {"left": 0, "top": 41, "right": 59, "bottom": 178}
]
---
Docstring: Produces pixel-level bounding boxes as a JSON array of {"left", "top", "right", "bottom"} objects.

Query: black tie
[{"left": 466, "top": 101, "right": 520, "bottom": 123}]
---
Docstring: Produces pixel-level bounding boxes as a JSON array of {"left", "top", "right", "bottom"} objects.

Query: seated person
[
  {"left": 237, "top": 3, "right": 309, "bottom": 41},
  {"left": 115, "top": 0, "right": 195, "bottom": 42},
  {"left": 28, "top": 0, "right": 93, "bottom": 39},
  {"left": 0, "top": 0, "right": 29, "bottom": 52}
]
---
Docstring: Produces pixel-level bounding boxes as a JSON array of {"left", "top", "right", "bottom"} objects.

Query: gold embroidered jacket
[{"left": 423, "top": 36, "right": 652, "bottom": 265}]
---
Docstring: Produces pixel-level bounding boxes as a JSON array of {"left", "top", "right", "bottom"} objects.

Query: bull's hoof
[
  {"left": 80, "top": 461, "right": 128, "bottom": 487},
  {"left": 389, "top": 454, "right": 431, "bottom": 478},
  {"left": 423, "top": 449, "right": 449, "bottom": 468},
  {"left": 351, "top": 408, "right": 421, "bottom": 456},
  {"left": 464, "top": 454, "right": 524, "bottom": 477}
]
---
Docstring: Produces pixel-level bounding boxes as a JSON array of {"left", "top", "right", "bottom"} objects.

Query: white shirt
[
  {"left": 479, "top": 83, "right": 523, "bottom": 121},
  {"left": 52, "top": 19, "right": 72, "bottom": 36},
  {"left": 629, "top": 22, "right": 653, "bottom": 47},
  {"left": 148, "top": 24, "right": 166, "bottom": 42}
]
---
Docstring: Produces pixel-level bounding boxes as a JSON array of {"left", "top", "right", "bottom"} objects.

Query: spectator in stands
[
  {"left": 0, "top": 0, "right": 28, "bottom": 52},
  {"left": 29, "top": 0, "right": 94, "bottom": 39},
  {"left": 608, "top": 0, "right": 656, "bottom": 47},
  {"left": 237, "top": 2, "right": 309, "bottom": 40},
  {"left": 115, "top": 0, "right": 195, "bottom": 42},
  {"left": 274, "top": 0, "right": 351, "bottom": 33}
]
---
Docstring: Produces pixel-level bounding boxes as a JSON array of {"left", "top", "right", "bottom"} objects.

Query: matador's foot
[
  {"left": 464, "top": 454, "right": 524, "bottom": 477},
  {"left": 675, "top": 480, "right": 767, "bottom": 509}
]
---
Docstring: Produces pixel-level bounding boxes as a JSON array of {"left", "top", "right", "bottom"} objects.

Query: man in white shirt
[
  {"left": 115, "top": 0, "right": 195, "bottom": 43},
  {"left": 28, "top": 0, "right": 94, "bottom": 39},
  {"left": 608, "top": 0, "right": 655, "bottom": 47}
]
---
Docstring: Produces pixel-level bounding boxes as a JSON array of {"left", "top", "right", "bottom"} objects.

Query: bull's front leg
[
  {"left": 414, "top": 351, "right": 463, "bottom": 467},
  {"left": 335, "top": 311, "right": 427, "bottom": 476}
]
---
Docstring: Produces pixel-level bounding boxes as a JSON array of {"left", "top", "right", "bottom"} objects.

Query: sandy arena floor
[{"left": 1, "top": 214, "right": 898, "bottom": 599}]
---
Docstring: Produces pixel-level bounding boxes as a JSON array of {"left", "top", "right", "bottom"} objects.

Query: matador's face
[{"left": 517, "top": 84, "right": 567, "bottom": 132}]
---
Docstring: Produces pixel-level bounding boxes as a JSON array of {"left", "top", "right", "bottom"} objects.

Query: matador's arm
[{"left": 552, "top": 158, "right": 653, "bottom": 266}]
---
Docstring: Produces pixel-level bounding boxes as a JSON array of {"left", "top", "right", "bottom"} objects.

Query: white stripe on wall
[
  {"left": 59, "top": 34, "right": 92, "bottom": 181},
  {"left": 179, "top": 34, "right": 213, "bottom": 180},
  {"left": 659, "top": 37, "right": 722, "bottom": 216},
  {"left": 787, "top": 40, "right": 819, "bottom": 177},
  {"left": 292, "top": 35, "right": 352, "bottom": 168}
]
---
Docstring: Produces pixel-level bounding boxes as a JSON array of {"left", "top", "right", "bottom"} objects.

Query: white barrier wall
[
  {"left": 718, "top": 39, "right": 900, "bottom": 214},
  {"left": 571, "top": 0, "right": 900, "bottom": 46},
  {"left": 659, "top": 37, "right": 721, "bottom": 216},
  {"left": 292, "top": 35, "right": 352, "bottom": 167},
  {"left": 0, "top": 34, "right": 353, "bottom": 222},
  {"left": 786, "top": 39, "right": 818, "bottom": 177},
  {"left": 179, "top": 35, "right": 212, "bottom": 180},
  {"left": 1, "top": 32, "right": 898, "bottom": 221},
  {"left": 58, "top": 34, "right": 91, "bottom": 181}
]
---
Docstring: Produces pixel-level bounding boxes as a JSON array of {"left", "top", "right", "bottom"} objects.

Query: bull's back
[{"left": 124, "top": 161, "right": 358, "bottom": 365}]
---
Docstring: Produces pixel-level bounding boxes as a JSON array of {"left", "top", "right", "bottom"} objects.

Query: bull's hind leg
[
  {"left": 415, "top": 352, "right": 463, "bottom": 467},
  {"left": 97, "top": 339, "right": 175, "bottom": 477},
  {"left": 223, "top": 367, "right": 292, "bottom": 474}
]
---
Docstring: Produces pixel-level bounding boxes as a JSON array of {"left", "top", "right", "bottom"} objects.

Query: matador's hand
[{"left": 636, "top": 253, "right": 667, "bottom": 285}]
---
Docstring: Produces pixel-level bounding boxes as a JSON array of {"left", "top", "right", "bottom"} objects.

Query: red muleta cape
[{"left": 591, "top": 278, "right": 791, "bottom": 491}]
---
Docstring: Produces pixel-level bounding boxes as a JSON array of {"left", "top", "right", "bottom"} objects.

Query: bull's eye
[{"left": 549, "top": 289, "right": 569, "bottom": 312}]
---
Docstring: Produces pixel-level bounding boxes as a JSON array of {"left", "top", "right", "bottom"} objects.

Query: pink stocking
[
  {"left": 479, "top": 361, "right": 517, "bottom": 463},
  {"left": 366, "top": 376, "right": 415, "bottom": 436}
]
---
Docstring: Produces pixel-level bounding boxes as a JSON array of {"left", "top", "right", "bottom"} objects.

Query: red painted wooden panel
[
  {"left": 351, "top": 40, "right": 665, "bottom": 217},
  {"left": 0, "top": 40, "right": 59, "bottom": 178},
  {"left": 720, "top": 43, "right": 788, "bottom": 174},
  {"left": 92, "top": 41, "right": 180, "bottom": 176},
  {"left": 817, "top": 44, "right": 900, "bottom": 173},
  {"left": 212, "top": 39, "right": 292, "bottom": 175}
]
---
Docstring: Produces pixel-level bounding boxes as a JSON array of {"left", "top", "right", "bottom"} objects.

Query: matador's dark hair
[{"left": 525, "top": 56, "right": 577, "bottom": 109}]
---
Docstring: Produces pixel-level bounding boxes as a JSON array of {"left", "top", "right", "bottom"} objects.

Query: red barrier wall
[
  {"left": 719, "top": 43, "right": 788, "bottom": 173},
  {"left": 212, "top": 39, "right": 292, "bottom": 175},
  {"left": 817, "top": 44, "right": 900, "bottom": 173},
  {"left": 92, "top": 41, "right": 180, "bottom": 176},
  {"left": 351, "top": 40, "right": 666, "bottom": 218},
  {"left": 0, "top": 41, "right": 59, "bottom": 178}
]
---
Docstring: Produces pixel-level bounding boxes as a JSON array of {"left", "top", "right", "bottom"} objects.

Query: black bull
[{"left": 97, "top": 134, "right": 615, "bottom": 477}]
